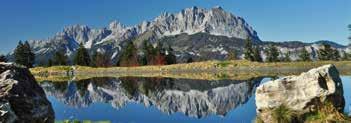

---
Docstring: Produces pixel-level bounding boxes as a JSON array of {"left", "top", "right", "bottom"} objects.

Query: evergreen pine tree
[
  {"left": 244, "top": 37, "right": 255, "bottom": 61},
  {"left": 332, "top": 49, "right": 341, "bottom": 61},
  {"left": 141, "top": 40, "right": 155, "bottom": 65},
  {"left": 0, "top": 54, "right": 7, "bottom": 62},
  {"left": 23, "top": 41, "right": 35, "bottom": 67},
  {"left": 91, "top": 51, "right": 111, "bottom": 67},
  {"left": 153, "top": 41, "right": 166, "bottom": 65},
  {"left": 299, "top": 48, "right": 311, "bottom": 61},
  {"left": 282, "top": 51, "right": 291, "bottom": 62},
  {"left": 341, "top": 51, "right": 349, "bottom": 61},
  {"left": 119, "top": 41, "right": 139, "bottom": 67},
  {"left": 74, "top": 43, "right": 91, "bottom": 66},
  {"left": 14, "top": 41, "right": 35, "bottom": 68},
  {"left": 53, "top": 51, "right": 68, "bottom": 65},
  {"left": 253, "top": 46, "right": 263, "bottom": 62},
  {"left": 14, "top": 41, "right": 25, "bottom": 65},
  {"left": 165, "top": 46, "right": 177, "bottom": 65},
  {"left": 318, "top": 43, "right": 339, "bottom": 61},
  {"left": 187, "top": 57, "right": 194, "bottom": 63},
  {"left": 265, "top": 45, "right": 279, "bottom": 62},
  {"left": 48, "top": 59, "right": 53, "bottom": 67}
]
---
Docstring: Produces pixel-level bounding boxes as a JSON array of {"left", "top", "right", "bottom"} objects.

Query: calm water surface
[{"left": 39, "top": 76, "right": 351, "bottom": 123}]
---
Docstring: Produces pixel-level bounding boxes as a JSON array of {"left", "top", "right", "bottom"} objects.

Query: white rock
[{"left": 255, "top": 64, "right": 344, "bottom": 113}]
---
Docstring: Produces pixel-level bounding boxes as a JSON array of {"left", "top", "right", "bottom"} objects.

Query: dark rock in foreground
[
  {"left": 0, "top": 63, "right": 54, "bottom": 123},
  {"left": 255, "top": 64, "right": 345, "bottom": 122}
]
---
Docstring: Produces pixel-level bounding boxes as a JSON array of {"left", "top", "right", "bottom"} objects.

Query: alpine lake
[{"left": 36, "top": 70, "right": 351, "bottom": 123}]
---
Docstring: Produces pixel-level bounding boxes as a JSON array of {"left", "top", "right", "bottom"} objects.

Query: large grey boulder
[
  {"left": 0, "top": 63, "right": 54, "bottom": 123},
  {"left": 255, "top": 64, "right": 344, "bottom": 122}
]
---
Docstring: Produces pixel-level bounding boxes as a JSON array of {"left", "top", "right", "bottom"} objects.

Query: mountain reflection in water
[{"left": 40, "top": 77, "right": 264, "bottom": 118}]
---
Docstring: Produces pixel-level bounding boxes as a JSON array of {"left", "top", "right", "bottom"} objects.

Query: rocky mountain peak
[
  {"left": 63, "top": 24, "right": 90, "bottom": 34},
  {"left": 20, "top": 6, "right": 268, "bottom": 64},
  {"left": 109, "top": 20, "right": 125, "bottom": 31},
  {"left": 212, "top": 6, "right": 223, "bottom": 10}
]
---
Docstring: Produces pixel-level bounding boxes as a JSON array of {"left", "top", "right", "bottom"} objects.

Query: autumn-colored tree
[{"left": 152, "top": 41, "right": 167, "bottom": 65}]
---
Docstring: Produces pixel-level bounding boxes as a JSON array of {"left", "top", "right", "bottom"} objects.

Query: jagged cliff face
[
  {"left": 21, "top": 6, "right": 349, "bottom": 63},
  {"left": 25, "top": 6, "right": 260, "bottom": 63},
  {"left": 40, "top": 77, "right": 263, "bottom": 118}
]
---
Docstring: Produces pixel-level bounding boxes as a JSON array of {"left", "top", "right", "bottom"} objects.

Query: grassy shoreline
[{"left": 31, "top": 60, "right": 351, "bottom": 81}]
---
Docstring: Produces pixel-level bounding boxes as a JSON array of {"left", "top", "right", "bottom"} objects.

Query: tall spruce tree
[
  {"left": 119, "top": 41, "right": 139, "bottom": 67},
  {"left": 187, "top": 57, "right": 194, "bottom": 63},
  {"left": 318, "top": 43, "right": 339, "bottom": 61},
  {"left": 299, "top": 48, "right": 311, "bottom": 61},
  {"left": 47, "top": 59, "right": 53, "bottom": 67},
  {"left": 0, "top": 54, "right": 7, "bottom": 62},
  {"left": 23, "top": 41, "right": 35, "bottom": 67},
  {"left": 14, "top": 41, "right": 35, "bottom": 68},
  {"left": 282, "top": 51, "right": 291, "bottom": 62},
  {"left": 91, "top": 51, "right": 111, "bottom": 67},
  {"left": 341, "top": 51, "right": 349, "bottom": 61},
  {"left": 333, "top": 49, "right": 341, "bottom": 61},
  {"left": 14, "top": 41, "right": 25, "bottom": 64},
  {"left": 165, "top": 46, "right": 177, "bottom": 65},
  {"left": 253, "top": 46, "right": 263, "bottom": 62},
  {"left": 153, "top": 41, "right": 166, "bottom": 65},
  {"left": 265, "top": 45, "right": 279, "bottom": 62},
  {"left": 140, "top": 40, "right": 155, "bottom": 65},
  {"left": 74, "top": 43, "right": 91, "bottom": 66},
  {"left": 244, "top": 37, "right": 255, "bottom": 61},
  {"left": 53, "top": 51, "right": 68, "bottom": 65}
]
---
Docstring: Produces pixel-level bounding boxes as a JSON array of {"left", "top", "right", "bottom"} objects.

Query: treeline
[
  {"left": 46, "top": 41, "right": 177, "bottom": 67},
  {"left": 9, "top": 40, "right": 177, "bottom": 68},
  {"left": 241, "top": 37, "right": 350, "bottom": 62},
  {"left": 117, "top": 41, "right": 176, "bottom": 67},
  {"left": 7, "top": 28, "right": 351, "bottom": 68}
]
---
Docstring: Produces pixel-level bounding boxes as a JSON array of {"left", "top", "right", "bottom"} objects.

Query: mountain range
[{"left": 15, "top": 6, "right": 350, "bottom": 64}]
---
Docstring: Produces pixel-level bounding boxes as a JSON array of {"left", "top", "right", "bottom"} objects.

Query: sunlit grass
[
  {"left": 31, "top": 60, "right": 351, "bottom": 82},
  {"left": 256, "top": 101, "right": 350, "bottom": 123},
  {"left": 304, "top": 101, "right": 348, "bottom": 122},
  {"left": 272, "top": 105, "right": 297, "bottom": 123}
]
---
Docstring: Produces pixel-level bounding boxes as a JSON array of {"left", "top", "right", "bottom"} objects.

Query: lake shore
[{"left": 31, "top": 60, "right": 351, "bottom": 81}]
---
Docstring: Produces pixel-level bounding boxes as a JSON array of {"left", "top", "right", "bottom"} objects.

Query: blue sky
[{"left": 0, "top": 0, "right": 350, "bottom": 54}]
